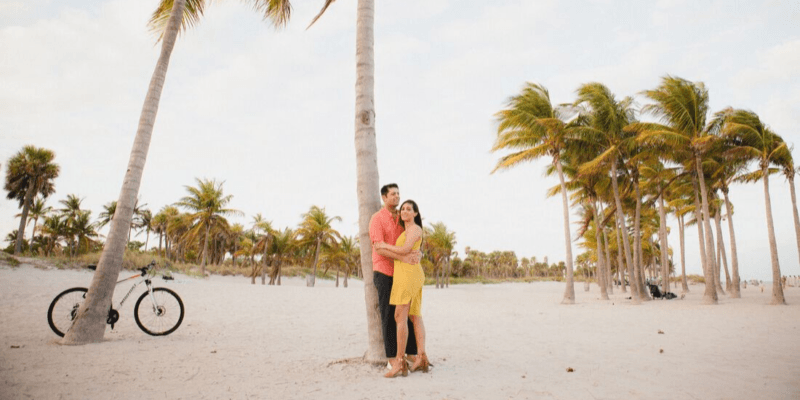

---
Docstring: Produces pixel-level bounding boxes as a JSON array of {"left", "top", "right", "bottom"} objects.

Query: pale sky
[{"left": 1, "top": 0, "right": 799, "bottom": 282}]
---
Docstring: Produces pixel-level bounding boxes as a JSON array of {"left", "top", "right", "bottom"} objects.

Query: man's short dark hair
[{"left": 381, "top": 183, "right": 399, "bottom": 197}]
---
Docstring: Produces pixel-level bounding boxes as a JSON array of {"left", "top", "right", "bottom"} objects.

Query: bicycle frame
[{"left": 114, "top": 271, "right": 155, "bottom": 311}]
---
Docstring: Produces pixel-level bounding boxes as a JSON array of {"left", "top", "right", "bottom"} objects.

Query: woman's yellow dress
[{"left": 389, "top": 231, "right": 425, "bottom": 316}]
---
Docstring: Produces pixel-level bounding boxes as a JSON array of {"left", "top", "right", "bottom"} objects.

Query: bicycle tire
[
  {"left": 47, "top": 287, "right": 88, "bottom": 337},
  {"left": 134, "top": 287, "right": 184, "bottom": 336}
]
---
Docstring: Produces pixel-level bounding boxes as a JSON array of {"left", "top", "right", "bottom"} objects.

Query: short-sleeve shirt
[{"left": 369, "top": 207, "right": 404, "bottom": 276}]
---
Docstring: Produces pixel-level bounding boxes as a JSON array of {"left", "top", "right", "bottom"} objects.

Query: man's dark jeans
[{"left": 373, "top": 271, "right": 417, "bottom": 358}]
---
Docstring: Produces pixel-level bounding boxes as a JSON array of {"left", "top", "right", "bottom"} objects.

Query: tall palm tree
[
  {"left": 573, "top": 82, "right": 642, "bottom": 302},
  {"left": 307, "top": 0, "right": 388, "bottom": 361},
  {"left": 493, "top": 82, "right": 578, "bottom": 304},
  {"left": 635, "top": 76, "right": 719, "bottom": 304},
  {"left": 63, "top": 0, "right": 188, "bottom": 345},
  {"left": 175, "top": 178, "right": 241, "bottom": 275},
  {"left": 72, "top": 210, "right": 100, "bottom": 255},
  {"left": 295, "top": 206, "right": 342, "bottom": 287},
  {"left": 4, "top": 145, "right": 60, "bottom": 255},
  {"left": 721, "top": 109, "right": 790, "bottom": 304},
  {"left": 268, "top": 227, "right": 296, "bottom": 285},
  {"left": 774, "top": 151, "right": 800, "bottom": 269}
]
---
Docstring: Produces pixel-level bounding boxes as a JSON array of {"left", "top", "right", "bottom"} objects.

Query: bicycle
[{"left": 47, "top": 261, "right": 184, "bottom": 337}]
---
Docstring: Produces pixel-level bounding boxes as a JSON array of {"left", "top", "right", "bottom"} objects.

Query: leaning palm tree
[
  {"left": 61, "top": 0, "right": 189, "bottom": 345},
  {"left": 721, "top": 109, "right": 790, "bottom": 305},
  {"left": 424, "top": 222, "right": 457, "bottom": 289},
  {"left": 573, "top": 82, "right": 642, "bottom": 302},
  {"left": 63, "top": 0, "right": 297, "bottom": 345},
  {"left": 175, "top": 178, "right": 242, "bottom": 275},
  {"left": 493, "top": 82, "right": 578, "bottom": 304},
  {"left": 295, "top": 206, "right": 342, "bottom": 287},
  {"left": 634, "top": 76, "right": 719, "bottom": 304},
  {"left": 4, "top": 145, "right": 60, "bottom": 255}
]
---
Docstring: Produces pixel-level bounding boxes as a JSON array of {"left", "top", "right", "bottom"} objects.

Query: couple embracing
[{"left": 369, "top": 183, "right": 432, "bottom": 378}]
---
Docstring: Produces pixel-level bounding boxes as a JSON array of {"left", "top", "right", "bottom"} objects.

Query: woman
[{"left": 374, "top": 199, "right": 431, "bottom": 378}]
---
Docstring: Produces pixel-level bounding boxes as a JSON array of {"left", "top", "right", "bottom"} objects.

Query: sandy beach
[{"left": 1, "top": 262, "right": 798, "bottom": 400}]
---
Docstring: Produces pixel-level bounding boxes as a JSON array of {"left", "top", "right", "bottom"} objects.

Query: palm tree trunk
[
  {"left": 201, "top": 224, "right": 210, "bottom": 276},
  {"left": 555, "top": 160, "right": 575, "bottom": 304},
  {"left": 658, "top": 194, "right": 671, "bottom": 297},
  {"left": 705, "top": 213, "right": 722, "bottom": 295},
  {"left": 633, "top": 177, "right": 649, "bottom": 300},
  {"left": 15, "top": 184, "right": 36, "bottom": 254},
  {"left": 678, "top": 214, "right": 689, "bottom": 293},
  {"left": 30, "top": 217, "right": 39, "bottom": 247},
  {"left": 788, "top": 175, "right": 800, "bottom": 270},
  {"left": 762, "top": 165, "right": 786, "bottom": 304},
  {"left": 310, "top": 236, "right": 322, "bottom": 287},
  {"left": 611, "top": 163, "right": 638, "bottom": 302},
  {"left": 353, "top": 0, "right": 384, "bottom": 364},
  {"left": 62, "top": 0, "right": 186, "bottom": 345},
  {"left": 601, "top": 226, "right": 613, "bottom": 294},
  {"left": 721, "top": 188, "right": 740, "bottom": 298},
  {"left": 336, "top": 266, "right": 340, "bottom": 287},
  {"left": 695, "top": 155, "right": 718, "bottom": 304},
  {"left": 714, "top": 211, "right": 731, "bottom": 292},
  {"left": 613, "top": 218, "right": 627, "bottom": 293},
  {"left": 593, "top": 202, "right": 609, "bottom": 300}
]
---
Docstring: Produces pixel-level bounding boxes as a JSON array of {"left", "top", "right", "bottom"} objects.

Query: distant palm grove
[{"left": 492, "top": 76, "right": 797, "bottom": 306}]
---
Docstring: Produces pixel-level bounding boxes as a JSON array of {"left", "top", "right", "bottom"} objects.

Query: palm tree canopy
[
  {"left": 295, "top": 205, "right": 342, "bottom": 248},
  {"left": 493, "top": 82, "right": 578, "bottom": 171},
  {"left": 149, "top": 0, "right": 293, "bottom": 41},
  {"left": 4, "top": 145, "right": 60, "bottom": 207}
]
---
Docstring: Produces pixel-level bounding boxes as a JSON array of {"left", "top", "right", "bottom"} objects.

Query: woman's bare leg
[
  {"left": 409, "top": 315, "right": 425, "bottom": 356},
  {"left": 394, "top": 304, "right": 410, "bottom": 360}
]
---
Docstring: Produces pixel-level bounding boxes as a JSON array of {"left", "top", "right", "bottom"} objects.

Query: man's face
[{"left": 382, "top": 187, "right": 400, "bottom": 208}]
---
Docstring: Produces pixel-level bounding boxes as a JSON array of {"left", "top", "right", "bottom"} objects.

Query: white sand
[{"left": 1, "top": 263, "right": 799, "bottom": 400}]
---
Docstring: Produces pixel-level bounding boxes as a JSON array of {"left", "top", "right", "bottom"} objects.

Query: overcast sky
[{"left": 2, "top": 0, "right": 799, "bottom": 282}]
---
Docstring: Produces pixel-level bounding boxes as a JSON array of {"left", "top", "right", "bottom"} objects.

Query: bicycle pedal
[{"left": 110, "top": 323, "right": 115, "bottom": 330}]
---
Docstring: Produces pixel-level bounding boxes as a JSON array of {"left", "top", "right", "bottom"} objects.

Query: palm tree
[
  {"left": 774, "top": 150, "right": 800, "bottom": 269},
  {"left": 175, "top": 178, "right": 241, "bottom": 275},
  {"left": 573, "top": 82, "right": 642, "bottom": 302},
  {"left": 295, "top": 206, "right": 342, "bottom": 287},
  {"left": 635, "top": 76, "right": 719, "bottom": 304},
  {"left": 39, "top": 214, "right": 66, "bottom": 257},
  {"left": 72, "top": 211, "right": 100, "bottom": 255},
  {"left": 59, "top": 194, "right": 85, "bottom": 258},
  {"left": 24, "top": 197, "right": 51, "bottom": 245},
  {"left": 493, "top": 82, "right": 578, "bottom": 304},
  {"left": 137, "top": 209, "right": 153, "bottom": 252},
  {"left": 721, "top": 109, "right": 790, "bottom": 304},
  {"left": 4, "top": 145, "right": 60, "bottom": 255},
  {"left": 251, "top": 214, "right": 274, "bottom": 284},
  {"left": 268, "top": 228, "right": 296, "bottom": 285},
  {"left": 97, "top": 201, "right": 116, "bottom": 229},
  {"left": 424, "top": 222, "right": 457, "bottom": 289}
]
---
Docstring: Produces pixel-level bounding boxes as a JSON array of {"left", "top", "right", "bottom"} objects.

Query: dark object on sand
[{"left": 648, "top": 284, "right": 677, "bottom": 300}]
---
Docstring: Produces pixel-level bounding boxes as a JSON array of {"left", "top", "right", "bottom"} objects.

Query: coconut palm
[
  {"left": 493, "top": 82, "right": 578, "bottom": 304},
  {"left": 721, "top": 109, "right": 790, "bottom": 304},
  {"left": 573, "top": 82, "right": 643, "bottom": 302},
  {"left": 295, "top": 206, "right": 342, "bottom": 287},
  {"left": 251, "top": 214, "right": 274, "bottom": 284},
  {"left": 23, "top": 197, "right": 51, "bottom": 245},
  {"left": 4, "top": 145, "right": 60, "bottom": 255},
  {"left": 634, "top": 76, "right": 720, "bottom": 304},
  {"left": 774, "top": 150, "right": 800, "bottom": 269},
  {"left": 175, "top": 178, "right": 242, "bottom": 275},
  {"left": 424, "top": 222, "right": 457, "bottom": 289},
  {"left": 268, "top": 228, "right": 296, "bottom": 285}
]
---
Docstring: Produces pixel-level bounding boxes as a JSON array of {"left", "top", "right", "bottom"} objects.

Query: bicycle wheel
[
  {"left": 47, "top": 287, "right": 88, "bottom": 337},
  {"left": 134, "top": 287, "right": 184, "bottom": 336}
]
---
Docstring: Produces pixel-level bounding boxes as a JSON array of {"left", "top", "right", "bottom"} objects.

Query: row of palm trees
[
  {"left": 493, "top": 75, "right": 796, "bottom": 305},
  {"left": 4, "top": 158, "right": 469, "bottom": 287}
]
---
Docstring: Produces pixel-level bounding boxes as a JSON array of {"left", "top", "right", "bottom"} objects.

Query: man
[{"left": 369, "top": 183, "right": 419, "bottom": 361}]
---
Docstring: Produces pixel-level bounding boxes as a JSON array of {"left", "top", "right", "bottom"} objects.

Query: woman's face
[{"left": 400, "top": 202, "right": 417, "bottom": 223}]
